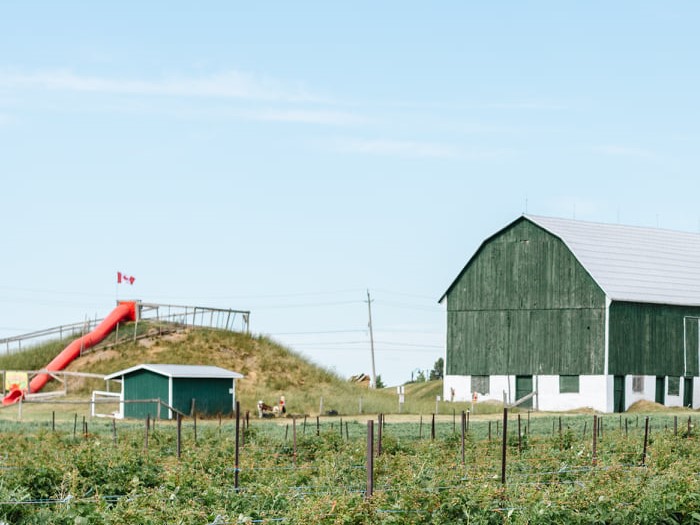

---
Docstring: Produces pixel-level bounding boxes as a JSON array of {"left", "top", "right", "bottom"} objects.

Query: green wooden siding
[
  {"left": 172, "top": 377, "right": 234, "bottom": 416},
  {"left": 608, "top": 302, "right": 700, "bottom": 376},
  {"left": 123, "top": 370, "right": 168, "bottom": 419},
  {"left": 446, "top": 219, "right": 606, "bottom": 376}
]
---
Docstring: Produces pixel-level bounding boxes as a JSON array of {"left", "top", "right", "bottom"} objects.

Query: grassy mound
[{"left": 0, "top": 323, "right": 455, "bottom": 417}]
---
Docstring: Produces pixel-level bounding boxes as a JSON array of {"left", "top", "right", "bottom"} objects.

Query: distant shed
[{"left": 105, "top": 364, "right": 244, "bottom": 419}]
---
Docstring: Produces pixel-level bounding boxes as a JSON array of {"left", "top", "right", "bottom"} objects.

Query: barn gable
[{"left": 444, "top": 217, "right": 606, "bottom": 377}]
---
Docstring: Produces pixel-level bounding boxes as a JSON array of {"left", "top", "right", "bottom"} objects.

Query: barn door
[
  {"left": 684, "top": 378, "right": 694, "bottom": 408},
  {"left": 655, "top": 376, "right": 665, "bottom": 405},
  {"left": 515, "top": 375, "right": 533, "bottom": 408},
  {"left": 613, "top": 376, "right": 625, "bottom": 413}
]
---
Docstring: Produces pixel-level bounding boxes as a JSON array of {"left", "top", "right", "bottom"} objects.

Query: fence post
[
  {"left": 517, "top": 414, "right": 522, "bottom": 454},
  {"left": 316, "top": 416, "right": 320, "bottom": 436},
  {"left": 642, "top": 416, "right": 649, "bottom": 466},
  {"left": 192, "top": 401, "right": 198, "bottom": 444},
  {"left": 111, "top": 418, "right": 117, "bottom": 445},
  {"left": 235, "top": 401, "right": 240, "bottom": 490},
  {"left": 293, "top": 417, "right": 297, "bottom": 466},
  {"left": 377, "top": 414, "right": 383, "bottom": 456},
  {"left": 144, "top": 414, "right": 150, "bottom": 451},
  {"left": 431, "top": 414, "right": 436, "bottom": 440},
  {"left": 592, "top": 415, "right": 598, "bottom": 466},
  {"left": 366, "top": 420, "right": 374, "bottom": 499},
  {"left": 461, "top": 411, "right": 466, "bottom": 465},
  {"left": 177, "top": 413, "right": 182, "bottom": 459},
  {"left": 501, "top": 408, "right": 508, "bottom": 485}
]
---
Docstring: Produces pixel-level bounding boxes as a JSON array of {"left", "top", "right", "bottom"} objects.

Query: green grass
[{"left": 0, "top": 324, "right": 457, "bottom": 416}]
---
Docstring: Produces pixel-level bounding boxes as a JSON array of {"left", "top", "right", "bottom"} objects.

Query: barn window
[
  {"left": 471, "top": 375, "right": 490, "bottom": 395},
  {"left": 632, "top": 376, "right": 644, "bottom": 393},
  {"left": 559, "top": 375, "right": 580, "bottom": 393},
  {"left": 668, "top": 376, "right": 680, "bottom": 396}
]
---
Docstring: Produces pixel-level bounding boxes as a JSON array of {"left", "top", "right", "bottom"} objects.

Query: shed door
[
  {"left": 655, "top": 376, "right": 665, "bottom": 405},
  {"left": 613, "top": 376, "right": 625, "bottom": 413},
  {"left": 515, "top": 375, "right": 533, "bottom": 408},
  {"left": 684, "top": 378, "right": 694, "bottom": 408}
]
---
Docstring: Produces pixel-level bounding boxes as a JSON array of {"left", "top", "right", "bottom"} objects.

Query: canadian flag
[{"left": 117, "top": 272, "right": 135, "bottom": 285}]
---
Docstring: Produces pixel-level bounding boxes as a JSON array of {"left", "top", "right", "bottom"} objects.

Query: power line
[{"left": 268, "top": 329, "right": 366, "bottom": 336}]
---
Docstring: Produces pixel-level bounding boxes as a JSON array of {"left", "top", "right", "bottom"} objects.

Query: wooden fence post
[
  {"left": 366, "top": 420, "right": 374, "bottom": 499},
  {"left": 642, "top": 416, "right": 650, "bottom": 466},
  {"left": 461, "top": 411, "right": 466, "bottom": 465},
  {"left": 235, "top": 401, "right": 240, "bottom": 490},
  {"left": 293, "top": 417, "right": 297, "bottom": 466},
  {"left": 592, "top": 415, "right": 598, "bottom": 466},
  {"left": 501, "top": 408, "right": 508, "bottom": 485},
  {"left": 177, "top": 413, "right": 182, "bottom": 459}
]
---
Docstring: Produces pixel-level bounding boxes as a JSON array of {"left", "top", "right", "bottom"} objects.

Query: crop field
[{"left": 0, "top": 406, "right": 699, "bottom": 524}]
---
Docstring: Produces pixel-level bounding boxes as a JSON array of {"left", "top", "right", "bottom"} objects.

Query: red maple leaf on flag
[{"left": 117, "top": 272, "right": 135, "bottom": 285}]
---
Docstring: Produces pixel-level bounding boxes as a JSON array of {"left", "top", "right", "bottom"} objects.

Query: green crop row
[{"left": 0, "top": 413, "right": 698, "bottom": 524}]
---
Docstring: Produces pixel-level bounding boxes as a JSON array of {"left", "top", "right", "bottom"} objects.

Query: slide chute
[{"left": 2, "top": 301, "right": 137, "bottom": 405}]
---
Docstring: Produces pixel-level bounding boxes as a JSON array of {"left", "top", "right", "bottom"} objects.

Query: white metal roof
[
  {"left": 105, "top": 364, "right": 244, "bottom": 380},
  {"left": 526, "top": 215, "right": 700, "bottom": 306}
]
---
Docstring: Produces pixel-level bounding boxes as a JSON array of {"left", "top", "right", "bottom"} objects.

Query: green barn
[
  {"left": 440, "top": 215, "right": 700, "bottom": 412},
  {"left": 105, "top": 364, "right": 244, "bottom": 419}
]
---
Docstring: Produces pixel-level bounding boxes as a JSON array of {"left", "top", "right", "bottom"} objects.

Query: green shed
[
  {"left": 440, "top": 215, "right": 700, "bottom": 412},
  {"left": 105, "top": 364, "right": 244, "bottom": 420}
]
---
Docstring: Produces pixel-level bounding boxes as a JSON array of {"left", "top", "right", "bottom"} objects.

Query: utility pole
[{"left": 366, "top": 290, "right": 377, "bottom": 389}]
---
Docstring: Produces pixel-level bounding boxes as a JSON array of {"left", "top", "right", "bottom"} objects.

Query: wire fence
[{"left": 0, "top": 402, "right": 696, "bottom": 523}]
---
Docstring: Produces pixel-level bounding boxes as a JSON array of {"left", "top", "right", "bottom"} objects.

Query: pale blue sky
[{"left": 1, "top": 2, "right": 699, "bottom": 386}]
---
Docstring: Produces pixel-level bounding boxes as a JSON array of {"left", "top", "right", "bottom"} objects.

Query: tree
[
  {"left": 429, "top": 357, "right": 444, "bottom": 381},
  {"left": 375, "top": 375, "right": 385, "bottom": 389}
]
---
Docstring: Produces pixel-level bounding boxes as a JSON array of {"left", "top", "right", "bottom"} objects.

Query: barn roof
[
  {"left": 441, "top": 215, "right": 700, "bottom": 307},
  {"left": 106, "top": 364, "right": 244, "bottom": 380}
]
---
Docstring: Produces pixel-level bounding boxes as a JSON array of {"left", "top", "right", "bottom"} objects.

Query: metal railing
[
  {"left": 137, "top": 302, "right": 250, "bottom": 333},
  {"left": 0, "top": 301, "right": 251, "bottom": 355}
]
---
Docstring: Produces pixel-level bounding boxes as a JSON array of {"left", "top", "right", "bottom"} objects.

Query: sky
[{"left": 1, "top": 2, "right": 700, "bottom": 387}]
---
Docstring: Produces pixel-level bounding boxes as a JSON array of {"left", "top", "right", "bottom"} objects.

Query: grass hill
[{"left": 0, "top": 322, "right": 463, "bottom": 417}]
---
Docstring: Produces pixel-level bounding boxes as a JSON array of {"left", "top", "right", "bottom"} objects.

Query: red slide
[{"left": 2, "top": 301, "right": 137, "bottom": 405}]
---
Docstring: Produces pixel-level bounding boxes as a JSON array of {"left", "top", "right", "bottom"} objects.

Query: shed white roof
[
  {"left": 526, "top": 215, "right": 700, "bottom": 306},
  {"left": 106, "top": 364, "right": 244, "bottom": 380}
]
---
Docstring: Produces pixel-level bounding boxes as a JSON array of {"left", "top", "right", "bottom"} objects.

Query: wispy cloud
[
  {"left": 332, "top": 138, "right": 459, "bottom": 159},
  {"left": 249, "top": 108, "right": 367, "bottom": 126},
  {"left": 594, "top": 145, "right": 656, "bottom": 159},
  {"left": 330, "top": 137, "right": 516, "bottom": 160},
  {"left": 0, "top": 69, "right": 322, "bottom": 103}
]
